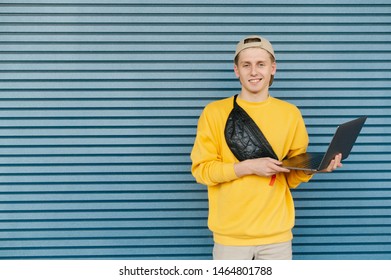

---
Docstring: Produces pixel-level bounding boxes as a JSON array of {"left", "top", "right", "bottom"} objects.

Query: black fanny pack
[{"left": 224, "top": 95, "right": 278, "bottom": 161}]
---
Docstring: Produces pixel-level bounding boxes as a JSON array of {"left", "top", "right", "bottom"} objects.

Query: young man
[{"left": 190, "top": 35, "right": 342, "bottom": 260}]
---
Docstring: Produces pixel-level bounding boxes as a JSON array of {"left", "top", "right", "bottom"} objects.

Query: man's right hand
[{"left": 234, "top": 157, "right": 290, "bottom": 178}]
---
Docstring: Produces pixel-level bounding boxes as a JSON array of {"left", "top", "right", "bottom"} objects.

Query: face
[{"left": 234, "top": 48, "right": 276, "bottom": 99}]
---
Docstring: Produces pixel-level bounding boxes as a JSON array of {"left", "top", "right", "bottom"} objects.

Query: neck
[{"left": 239, "top": 91, "right": 269, "bottom": 102}]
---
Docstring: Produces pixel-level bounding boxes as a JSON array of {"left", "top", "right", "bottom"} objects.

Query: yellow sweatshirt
[{"left": 191, "top": 95, "right": 312, "bottom": 246}]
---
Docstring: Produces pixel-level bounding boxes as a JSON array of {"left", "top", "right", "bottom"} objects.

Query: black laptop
[{"left": 282, "top": 116, "right": 367, "bottom": 172}]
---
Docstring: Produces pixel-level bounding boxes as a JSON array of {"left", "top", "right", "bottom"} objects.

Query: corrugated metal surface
[{"left": 0, "top": 0, "right": 390, "bottom": 259}]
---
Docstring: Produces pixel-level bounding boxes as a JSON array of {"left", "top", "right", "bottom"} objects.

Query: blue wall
[{"left": 0, "top": 0, "right": 390, "bottom": 259}]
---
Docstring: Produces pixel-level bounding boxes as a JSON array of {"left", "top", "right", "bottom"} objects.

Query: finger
[
  {"left": 270, "top": 163, "right": 290, "bottom": 173},
  {"left": 334, "top": 159, "right": 339, "bottom": 169},
  {"left": 334, "top": 154, "right": 343, "bottom": 169},
  {"left": 264, "top": 157, "right": 283, "bottom": 165},
  {"left": 327, "top": 164, "right": 333, "bottom": 172},
  {"left": 326, "top": 160, "right": 335, "bottom": 172},
  {"left": 327, "top": 154, "right": 340, "bottom": 170}
]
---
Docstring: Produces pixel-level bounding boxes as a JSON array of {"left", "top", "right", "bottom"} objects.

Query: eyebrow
[{"left": 240, "top": 60, "right": 267, "bottom": 65}]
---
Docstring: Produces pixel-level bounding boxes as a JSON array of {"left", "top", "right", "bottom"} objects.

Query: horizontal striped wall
[{"left": 0, "top": 0, "right": 390, "bottom": 259}]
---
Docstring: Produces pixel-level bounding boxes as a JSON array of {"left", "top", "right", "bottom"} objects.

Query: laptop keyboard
[{"left": 302, "top": 156, "right": 323, "bottom": 169}]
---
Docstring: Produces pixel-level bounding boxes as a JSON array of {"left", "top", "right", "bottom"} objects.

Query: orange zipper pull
[{"left": 269, "top": 174, "right": 276, "bottom": 186}]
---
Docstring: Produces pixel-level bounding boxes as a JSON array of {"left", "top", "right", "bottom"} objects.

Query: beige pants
[{"left": 213, "top": 241, "right": 292, "bottom": 260}]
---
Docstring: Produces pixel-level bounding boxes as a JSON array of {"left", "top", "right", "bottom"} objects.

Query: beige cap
[{"left": 234, "top": 35, "right": 275, "bottom": 60}]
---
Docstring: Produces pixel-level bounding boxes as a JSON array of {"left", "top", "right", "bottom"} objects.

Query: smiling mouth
[{"left": 249, "top": 78, "right": 262, "bottom": 83}]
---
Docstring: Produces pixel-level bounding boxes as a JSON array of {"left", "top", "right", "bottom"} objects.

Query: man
[{"left": 190, "top": 35, "right": 342, "bottom": 260}]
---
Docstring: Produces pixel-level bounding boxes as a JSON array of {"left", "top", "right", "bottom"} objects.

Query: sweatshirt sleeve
[
  {"left": 286, "top": 165, "right": 313, "bottom": 188},
  {"left": 190, "top": 107, "right": 238, "bottom": 187},
  {"left": 284, "top": 113, "right": 313, "bottom": 188}
]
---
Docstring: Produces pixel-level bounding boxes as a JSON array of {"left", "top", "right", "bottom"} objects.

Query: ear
[
  {"left": 234, "top": 64, "right": 240, "bottom": 78},
  {"left": 271, "top": 61, "right": 277, "bottom": 75}
]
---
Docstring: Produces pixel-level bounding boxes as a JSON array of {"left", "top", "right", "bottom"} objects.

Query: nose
[{"left": 250, "top": 65, "right": 257, "bottom": 76}]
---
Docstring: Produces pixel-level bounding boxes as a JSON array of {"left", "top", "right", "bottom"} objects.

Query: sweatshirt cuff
[{"left": 222, "top": 163, "right": 239, "bottom": 182}]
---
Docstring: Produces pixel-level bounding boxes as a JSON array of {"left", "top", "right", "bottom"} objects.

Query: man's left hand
[{"left": 322, "top": 153, "right": 343, "bottom": 172}]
